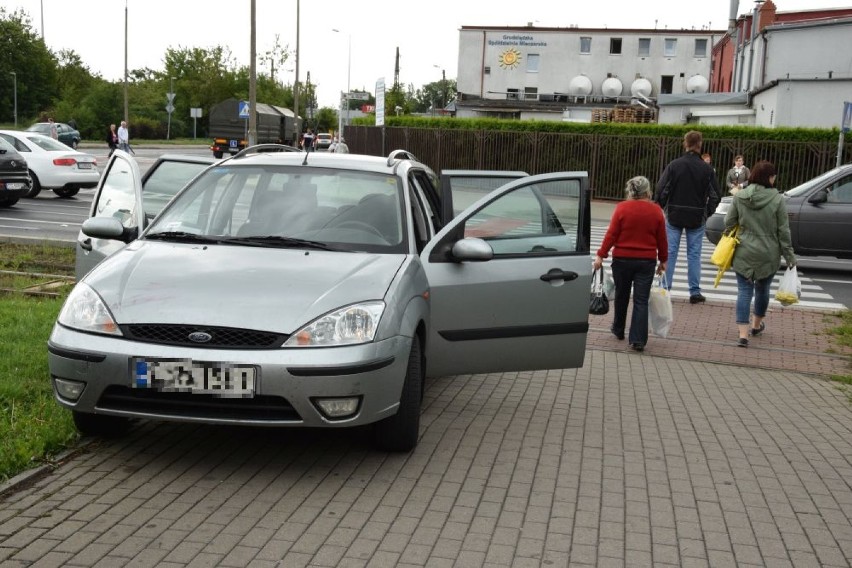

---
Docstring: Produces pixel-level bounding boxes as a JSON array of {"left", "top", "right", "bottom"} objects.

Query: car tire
[
  {"left": 53, "top": 187, "right": 80, "bottom": 198},
  {"left": 71, "top": 139, "right": 79, "bottom": 150},
  {"left": 0, "top": 196, "right": 18, "bottom": 208},
  {"left": 24, "top": 171, "right": 41, "bottom": 198},
  {"left": 372, "top": 336, "right": 422, "bottom": 452},
  {"left": 72, "top": 411, "right": 130, "bottom": 437},
  {"left": 213, "top": 151, "right": 224, "bottom": 159}
]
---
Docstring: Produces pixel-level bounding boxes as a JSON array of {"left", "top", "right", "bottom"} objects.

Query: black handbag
[{"left": 590, "top": 267, "right": 610, "bottom": 315}]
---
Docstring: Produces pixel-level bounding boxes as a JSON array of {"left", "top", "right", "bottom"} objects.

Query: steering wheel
[{"left": 333, "top": 220, "right": 385, "bottom": 239}]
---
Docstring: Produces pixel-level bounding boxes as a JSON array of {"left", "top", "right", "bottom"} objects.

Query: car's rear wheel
[
  {"left": 372, "top": 336, "right": 422, "bottom": 452},
  {"left": 213, "top": 151, "right": 224, "bottom": 159},
  {"left": 72, "top": 411, "right": 130, "bottom": 437},
  {"left": 70, "top": 139, "right": 79, "bottom": 150},
  {"left": 0, "top": 196, "right": 19, "bottom": 208},
  {"left": 24, "top": 171, "right": 41, "bottom": 198},
  {"left": 53, "top": 187, "right": 80, "bottom": 198}
]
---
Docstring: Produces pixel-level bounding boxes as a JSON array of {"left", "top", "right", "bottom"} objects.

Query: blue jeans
[
  {"left": 665, "top": 222, "right": 705, "bottom": 296},
  {"left": 610, "top": 258, "right": 656, "bottom": 346},
  {"left": 735, "top": 272, "right": 773, "bottom": 324}
]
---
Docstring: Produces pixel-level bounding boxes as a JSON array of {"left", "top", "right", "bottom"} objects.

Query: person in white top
[
  {"left": 334, "top": 137, "right": 350, "bottom": 154},
  {"left": 117, "top": 121, "right": 130, "bottom": 153}
]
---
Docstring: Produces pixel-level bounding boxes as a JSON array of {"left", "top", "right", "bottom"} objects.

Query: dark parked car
[
  {"left": 0, "top": 136, "right": 32, "bottom": 208},
  {"left": 705, "top": 163, "right": 852, "bottom": 258},
  {"left": 26, "top": 122, "right": 81, "bottom": 149}
]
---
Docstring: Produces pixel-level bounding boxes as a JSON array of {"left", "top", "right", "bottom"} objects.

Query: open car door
[
  {"left": 74, "top": 150, "right": 144, "bottom": 279},
  {"left": 422, "top": 172, "right": 592, "bottom": 377}
]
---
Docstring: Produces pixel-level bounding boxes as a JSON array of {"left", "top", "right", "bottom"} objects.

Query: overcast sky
[{"left": 6, "top": 0, "right": 849, "bottom": 108}]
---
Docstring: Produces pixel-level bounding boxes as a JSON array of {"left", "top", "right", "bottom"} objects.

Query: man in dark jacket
[{"left": 654, "top": 130, "right": 721, "bottom": 303}]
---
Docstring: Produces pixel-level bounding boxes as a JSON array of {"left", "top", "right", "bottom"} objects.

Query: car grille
[
  {"left": 120, "top": 324, "right": 287, "bottom": 349},
  {"left": 97, "top": 386, "right": 301, "bottom": 421}
]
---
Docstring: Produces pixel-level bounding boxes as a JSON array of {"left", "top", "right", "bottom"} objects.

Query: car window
[
  {"left": 0, "top": 136, "right": 21, "bottom": 154},
  {"left": 462, "top": 179, "right": 582, "bottom": 254},
  {"left": 93, "top": 159, "right": 139, "bottom": 228},
  {"left": 784, "top": 169, "right": 844, "bottom": 197},
  {"left": 142, "top": 160, "right": 212, "bottom": 220},
  {"left": 149, "top": 165, "right": 408, "bottom": 253},
  {"left": 445, "top": 175, "right": 526, "bottom": 216},
  {"left": 0, "top": 134, "right": 28, "bottom": 152},
  {"left": 23, "top": 135, "right": 69, "bottom": 151},
  {"left": 828, "top": 176, "right": 852, "bottom": 203}
]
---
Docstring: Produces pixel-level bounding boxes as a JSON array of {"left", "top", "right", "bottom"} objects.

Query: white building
[{"left": 455, "top": 25, "right": 723, "bottom": 121}]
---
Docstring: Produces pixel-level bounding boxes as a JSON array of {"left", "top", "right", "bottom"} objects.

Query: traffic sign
[
  {"left": 348, "top": 92, "right": 369, "bottom": 101},
  {"left": 165, "top": 104, "right": 175, "bottom": 114},
  {"left": 167, "top": 92, "right": 176, "bottom": 103},
  {"left": 239, "top": 100, "right": 250, "bottom": 119}
]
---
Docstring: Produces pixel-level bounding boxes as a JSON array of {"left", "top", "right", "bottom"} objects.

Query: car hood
[{"left": 83, "top": 241, "right": 405, "bottom": 333}]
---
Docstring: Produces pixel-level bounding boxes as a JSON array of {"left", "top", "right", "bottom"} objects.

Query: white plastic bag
[
  {"left": 648, "top": 274, "right": 674, "bottom": 338},
  {"left": 775, "top": 266, "right": 801, "bottom": 306},
  {"left": 603, "top": 268, "right": 615, "bottom": 299}
]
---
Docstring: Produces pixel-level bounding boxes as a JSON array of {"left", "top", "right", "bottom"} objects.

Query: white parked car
[{"left": 0, "top": 130, "right": 100, "bottom": 198}]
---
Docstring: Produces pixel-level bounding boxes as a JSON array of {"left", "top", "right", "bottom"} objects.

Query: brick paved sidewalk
[{"left": 588, "top": 297, "right": 852, "bottom": 378}]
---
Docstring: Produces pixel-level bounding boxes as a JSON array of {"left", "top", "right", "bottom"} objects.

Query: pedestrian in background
[
  {"left": 594, "top": 176, "right": 668, "bottom": 352},
  {"left": 335, "top": 137, "right": 350, "bottom": 154},
  {"left": 726, "top": 155, "right": 751, "bottom": 195},
  {"left": 106, "top": 124, "right": 118, "bottom": 156},
  {"left": 117, "top": 121, "right": 130, "bottom": 153},
  {"left": 724, "top": 160, "right": 796, "bottom": 348},
  {"left": 48, "top": 118, "right": 58, "bottom": 140},
  {"left": 302, "top": 129, "right": 315, "bottom": 152},
  {"left": 654, "top": 130, "right": 721, "bottom": 304}
]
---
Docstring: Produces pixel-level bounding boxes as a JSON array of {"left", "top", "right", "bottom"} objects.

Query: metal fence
[{"left": 346, "top": 126, "right": 852, "bottom": 200}]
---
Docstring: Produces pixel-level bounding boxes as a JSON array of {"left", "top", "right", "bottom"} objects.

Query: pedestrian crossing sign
[{"left": 239, "top": 101, "right": 250, "bottom": 119}]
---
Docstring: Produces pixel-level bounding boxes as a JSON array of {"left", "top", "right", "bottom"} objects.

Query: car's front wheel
[
  {"left": 372, "top": 336, "right": 423, "bottom": 452},
  {"left": 53, "top": 187, "right": 80, "bottom": 198},
  {"left": 0, "top": 196, "right": 19, "bottom": 208},
  {"left": 72, "top": 411, "right": 130, "bottom": 437}
]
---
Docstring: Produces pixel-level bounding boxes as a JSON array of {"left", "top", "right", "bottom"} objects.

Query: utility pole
[
  {"left": 123, "top": 0, "right": 129, "bottom": 124},
  {"left": 248, "top": 0, "right": 257, "bottom": 146},
  {"left": 292, "top": 0, "right": 301, "bottom": 144}
]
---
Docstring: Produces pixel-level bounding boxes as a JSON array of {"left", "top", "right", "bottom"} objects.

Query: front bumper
[{"left": 48, "top": 323, "right": 411, "bottom": 428}]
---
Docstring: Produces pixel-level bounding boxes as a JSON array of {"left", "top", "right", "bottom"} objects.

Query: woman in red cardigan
[{"left": 593, "top": 176, "right": 668, "bottom": 352}]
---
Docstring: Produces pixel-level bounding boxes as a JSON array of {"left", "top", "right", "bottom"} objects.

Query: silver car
[{"left": 49, "top": 148, "right": 592, "bottom": 451}]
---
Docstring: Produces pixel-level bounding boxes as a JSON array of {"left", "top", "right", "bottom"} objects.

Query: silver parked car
[{"left": 50, "top": 147, "right": 592, "bottom": 451}]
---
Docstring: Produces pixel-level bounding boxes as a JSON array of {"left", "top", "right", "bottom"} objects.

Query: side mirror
[
  {"left": 81, "top": 217, "right": 137, "bottom": 242},
  {"left": 451, "top": 237, "right": 494, "bottom": 262},
  {"left": 807, "top": 188, "right": 828, "bottom": 204}
]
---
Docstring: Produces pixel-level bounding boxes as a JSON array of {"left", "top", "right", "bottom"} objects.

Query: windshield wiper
[
  {"left": 221, "top": 235, "right": 346, "bottom": 251},
  {"left": 145, "top": 231, "right": 221, "bottom": 243}
]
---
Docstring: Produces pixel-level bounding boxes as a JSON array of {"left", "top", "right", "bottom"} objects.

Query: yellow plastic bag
[{"left": 711, "top": 226, "right": 740, "bottom": 288}]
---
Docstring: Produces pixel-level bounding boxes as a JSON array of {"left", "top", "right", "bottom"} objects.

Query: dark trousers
[{"left": 610, "top": 257, "right": 656, "bottom": 346}]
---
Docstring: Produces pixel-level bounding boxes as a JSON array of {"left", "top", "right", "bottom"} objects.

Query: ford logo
[{"left": 188, "top": 331, "right": 213, "bottom": 343}]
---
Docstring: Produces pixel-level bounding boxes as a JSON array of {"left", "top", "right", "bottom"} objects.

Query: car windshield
[
  {"left": 24, "top": 134, "right": 73, "bottom": 151},
  {"left": 784, "top": 168, "right": 845, "bottom": 198},
  {"left": 147, "top": 165, "right": 407, "bottom": 254}
]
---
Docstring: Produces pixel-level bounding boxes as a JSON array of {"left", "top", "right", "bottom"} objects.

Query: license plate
[
  {"left": 132, "top": 358, "right": 256, "bottom": 397},
  {"left": 77, "top": 162, "right": 93, "bottom": 169},
  {"left": 5, "top": 182, "right": 25, "bottom": 190}
]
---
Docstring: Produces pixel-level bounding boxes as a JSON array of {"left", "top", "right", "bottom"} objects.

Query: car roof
[
  {"left": 220, "top": 148, "right": 431, "bottom": 176},
  {"left": 441, "top": 169, "right": 528, "bottom": 177}
]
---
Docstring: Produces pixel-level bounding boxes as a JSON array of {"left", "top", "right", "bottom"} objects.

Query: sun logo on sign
[{"left": 498, "top": 48, "right": 522, "bottom": 69}]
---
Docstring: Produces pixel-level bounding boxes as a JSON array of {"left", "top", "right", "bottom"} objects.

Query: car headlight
[
  {"left": 57, "top": 283, "right": 122, "bottom": 336},
  {"left": 714, "top": 199, "right": 732, "bottom": 215},
  {"left": 285, "top": 301, "right": 385, "bottom": 347}
]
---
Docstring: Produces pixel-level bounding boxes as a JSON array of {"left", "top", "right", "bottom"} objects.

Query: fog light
[
  {"left": 314, "top": 397, "right": 361, "bottom": 419},
  {"left": 54, "top": 378, "right": 85, "bottom": 401}
]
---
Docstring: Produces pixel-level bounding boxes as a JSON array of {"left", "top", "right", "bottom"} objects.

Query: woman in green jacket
[{"left": 724, "top": 161, "right": 797, "bottom": 347}]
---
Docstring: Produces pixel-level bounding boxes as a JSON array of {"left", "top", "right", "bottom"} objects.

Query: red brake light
[{"left": 53, "top": 158, "right": 77, "bottom": 166}]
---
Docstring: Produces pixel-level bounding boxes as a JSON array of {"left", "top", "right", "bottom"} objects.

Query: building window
[
  {"left": 664, "top": 38, "right": 677, "bottom": 57},
  {"left": 524, "top": 87, "right": 538, "bottom": 100},
  {"left": 638, "top": 38, "right": 651, "bottom": 56},
  {"left": 507, "top": 88, "right": 519, "bottom": 100},
  {"left": 660, "top": 75, "right": 674, "bottom": 94},
  {"left": 526, "top": 54, "right": 540, "bottom": 73},
  {"left": 580, "top": 37, "right": 591, "bottom": 54},
  {"left": 694, "top": 38, "right": 707, "bottom": 57},
  {"left": 609, "top": 38, "right": 622, "bottom": 55}
]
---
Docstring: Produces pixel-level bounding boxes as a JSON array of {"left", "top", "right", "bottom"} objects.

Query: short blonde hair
[{"left": 625, "top": 176, "right": 652, "bottom": 199}]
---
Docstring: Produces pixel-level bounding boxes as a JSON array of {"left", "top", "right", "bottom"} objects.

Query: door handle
[
  {"left": 79, "top": 238, "right": 92, "bottom": 252},
  {"left": 540, "top": 268, "right": 578, "bottom": 282}
]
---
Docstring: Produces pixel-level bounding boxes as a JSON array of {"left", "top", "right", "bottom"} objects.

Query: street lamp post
[
  {"left": 9, "top": 72, "right": 17, "bottom": 127},
  {"left": 332, "top": 29, "right": 351, "bottom": 142}
]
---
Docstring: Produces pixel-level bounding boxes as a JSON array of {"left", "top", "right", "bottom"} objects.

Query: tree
[{"left": 0, "top": 8, "right": 59, "bottom": 123}]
